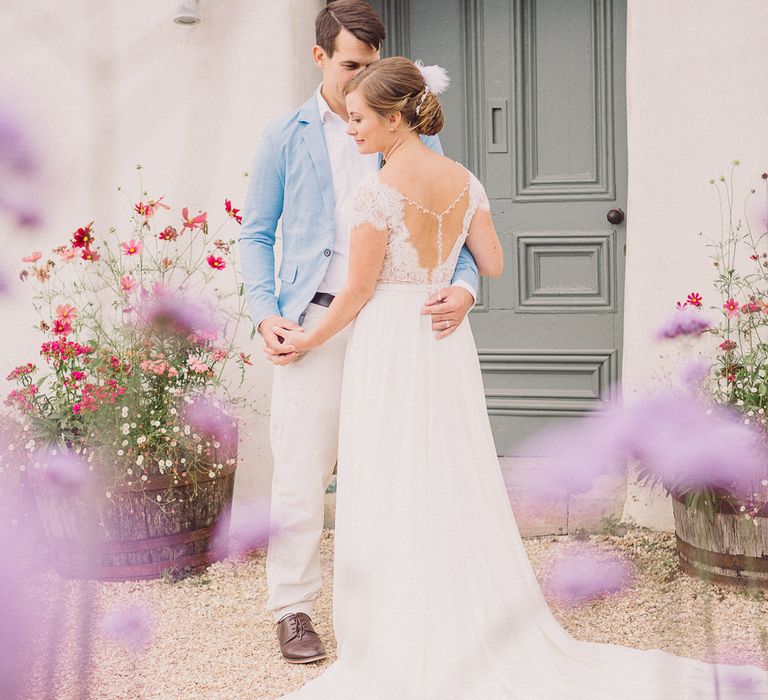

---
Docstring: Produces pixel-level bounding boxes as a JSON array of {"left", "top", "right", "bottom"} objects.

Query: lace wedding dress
[{"left": 281, "top": 169, "right": 768, "bottom": 699}]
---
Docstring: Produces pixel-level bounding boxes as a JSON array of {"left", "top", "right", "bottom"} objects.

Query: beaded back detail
[{"left": 345, "top": 167, "right": 490, "bottom": 290}]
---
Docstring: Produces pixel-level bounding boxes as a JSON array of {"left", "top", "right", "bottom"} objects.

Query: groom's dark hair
[{"left": 316, "top": 1, "right": 386, "bottom": 56}]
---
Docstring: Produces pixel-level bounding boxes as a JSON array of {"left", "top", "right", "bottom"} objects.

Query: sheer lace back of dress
[{"left": 346, "top": 166, "right": 490, "bottom": 289}]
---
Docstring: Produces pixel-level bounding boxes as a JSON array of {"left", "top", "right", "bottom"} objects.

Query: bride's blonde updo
[{"left": 344, "top": 56, "right": 444, "bottom": 136}]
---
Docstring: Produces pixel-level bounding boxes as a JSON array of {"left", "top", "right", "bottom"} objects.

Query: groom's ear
[{"left": 312, "top": 45, "right": 326, "bottom": 68}]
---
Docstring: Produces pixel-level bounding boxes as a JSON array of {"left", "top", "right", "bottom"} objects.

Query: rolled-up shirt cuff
[{"left": 451, "top": 279, "right": 477, "bottom": 306}]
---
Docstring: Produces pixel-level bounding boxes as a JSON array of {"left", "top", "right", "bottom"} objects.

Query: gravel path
[{"left": 25, "top": 527, "right": 768, "bottom": 699}]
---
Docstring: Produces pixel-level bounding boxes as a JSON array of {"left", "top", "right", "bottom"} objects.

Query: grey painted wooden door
[{"left": 373, "top": 0, "right": 627, "bottom": 456}]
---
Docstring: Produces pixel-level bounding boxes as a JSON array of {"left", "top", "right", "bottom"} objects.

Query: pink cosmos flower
[
  {"left": 120, "top": 274, "right": 139, "bottom": 294},
  {"left": 21, "top": 251, "right": 41, "bottom": 263},
  {"left": 685, "top": 292, "right": 702, "bottom": 307},
  {"left": 134, "top": 196, "right": 169, "bottom": 219},
  {"left": 81, "top": 248, "right": 100, "bottom": 262},
  {"left": 158, "top": 225, "right": 178, "bottom": 241},
  {"left": 723, "top": 297, "right": 740, "bottom": 318},
  {"left": 55, "top": 304, "right": 77, "bottom": 322},
  {"left": 211, "top": 348, "right": 228, "bottom": 362},
  {"left": 656, "top": 307, "right": 710, "bottom": 339},
  {"left": 224, "top": 199, "right": 242, "bottom": 224},
  {"left": 51, "top": 319, "right": 72, "bottom": 335},
  {"left": 187, "top": 358, "right": 210, "bottom": 374},
  {"left": 239, "top": 352, "right": 253, "bottom": 366},
  {"left": 120, "top": 239, "right": 143, "bottom": 256},
  {"left": 206, "top": 255, "right": 226, "bottom": 270},
  {"left": 57, "top": 247, "right": 78, "bottom": 263},
  {"left": 742, "top": 300, "right": 761, "bottom": 313},
  {"left": 181, "top": 207, "right": 207, "bottom": 232}
]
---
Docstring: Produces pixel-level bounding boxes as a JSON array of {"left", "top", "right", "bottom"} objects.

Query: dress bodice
[{"left": 344, "top": 167, "right": 490, "bottom": 289}]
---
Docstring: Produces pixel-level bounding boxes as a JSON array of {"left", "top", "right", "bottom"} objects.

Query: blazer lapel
[{"left": 298, "top": 95, "right": 335, "bottom": 220}]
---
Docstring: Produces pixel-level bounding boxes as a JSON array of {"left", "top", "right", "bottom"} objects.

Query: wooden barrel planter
[
  {"left": 28, "top": 445, "right": 237, "bottom": 582},
  {"left": 672, "top": 493, "right": 768, "bottom": 589}
]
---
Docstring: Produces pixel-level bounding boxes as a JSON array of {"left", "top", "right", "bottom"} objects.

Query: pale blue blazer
[{"left": 239, "top": 94, "right": 479, "bottom": 327}]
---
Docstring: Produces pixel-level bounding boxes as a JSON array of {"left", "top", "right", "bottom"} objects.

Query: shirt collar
[{"left": 316, "top": 84, "right": 333, "bottom": 124}]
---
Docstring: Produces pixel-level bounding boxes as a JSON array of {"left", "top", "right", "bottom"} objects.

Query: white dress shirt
[{"left": 316, "top": 85, "right": 379, "bottom": 296}]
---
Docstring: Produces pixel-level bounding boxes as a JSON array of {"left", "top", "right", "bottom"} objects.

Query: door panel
[{"left": 372, "top": 0, "right": 627, "bottom": 457}]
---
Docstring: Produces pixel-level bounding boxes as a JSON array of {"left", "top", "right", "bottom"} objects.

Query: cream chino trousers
[{"left": 266, "top": 303, "right": 352, "bottom": 621}]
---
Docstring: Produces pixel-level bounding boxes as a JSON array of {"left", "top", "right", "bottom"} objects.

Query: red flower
[
  {"left": 742, "top": 301, "right": 762, "bottom": 313},
  {"left": 55, "top": 304, "right": 78, "bottom": 322},
  {"left": 719, "top": 340, "right": 737, "bottom": 351},
  {"left": 225, "top": 199, "right": 242, "bottom": 224},
  {"left": 81, "top": 248, "right": 100, "bottom": 262},
  {"left": 134, "top": 196, "right": 169, "bottom": 219},
  {"left": 159, "top": 225, "right": 178, "bottom": 241},
  {"left": 72, "top": 223, "right": 95, "bottom": 249},
  {"left": 751, "top": 254, "right": 760, "bottom": 261},
  {"left": 21, "top": 251, "right": 42, "bottom": 263},
  {"left": 181, "top": 207, "right": 207, "bottom": 232},
  {"left": 239, "top": 352, "right": 253, "bottom": 366},
  {"left": 207, "top": 255, "right": 226, "bottom": 270},
  {"left": 685, "top": 292, "right": 702, "bottom": 308},
  {"left": 52, "top": 318, "right": 72, "bottom": 335}
]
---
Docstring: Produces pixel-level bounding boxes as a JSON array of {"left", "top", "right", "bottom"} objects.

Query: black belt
[{"left": 311, "top": 292, "right": 336, "bottom": 308}]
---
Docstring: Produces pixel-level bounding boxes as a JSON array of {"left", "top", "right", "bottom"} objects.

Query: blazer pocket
[{"left": 278, "top": 259, "right": 297, "bottom": 284}]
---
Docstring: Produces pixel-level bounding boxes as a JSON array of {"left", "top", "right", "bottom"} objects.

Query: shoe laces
[{"left": 290, "top": 614, "right": 309, "bottom": 640}]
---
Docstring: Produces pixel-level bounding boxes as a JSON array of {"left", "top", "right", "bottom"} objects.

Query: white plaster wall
[
  {"left": 0, "top": 0, "right": 325, "bottom": 511},
  {"left": 622, "top": 0, "right": 768, "bottom": 529}
]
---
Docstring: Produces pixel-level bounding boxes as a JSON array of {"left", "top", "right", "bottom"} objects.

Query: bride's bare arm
[
  {"left": 274, "top": 223, "right": 388, "bottom": 351},
  {"left": 465, "top": 209, "right": 503, "bottom": 278}
]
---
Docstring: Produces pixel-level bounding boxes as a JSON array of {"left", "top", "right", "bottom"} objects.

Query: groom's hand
[
  {"left": 421, "top": 286, "right": 474, "bottom": 340},
  {"left": 259, "top": 315, "right": 302, "bottom": 364}
]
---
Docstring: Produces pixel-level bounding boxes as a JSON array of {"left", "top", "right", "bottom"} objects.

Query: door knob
[{"left": 607, "top": 208, "right": 625, "bottom": 225}]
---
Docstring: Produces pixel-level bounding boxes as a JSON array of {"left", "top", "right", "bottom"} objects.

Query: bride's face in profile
[{"left": 345, "top": 90, "right": 396, "bottom": 155}]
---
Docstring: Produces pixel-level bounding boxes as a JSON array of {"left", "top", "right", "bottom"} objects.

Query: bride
[{"left": 274, "top": 56, "right": 767, "bottom": 699}]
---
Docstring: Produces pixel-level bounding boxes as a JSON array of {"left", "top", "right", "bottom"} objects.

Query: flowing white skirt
[{"left": 281, "top": 283, "right": 768, "bottom": 699}]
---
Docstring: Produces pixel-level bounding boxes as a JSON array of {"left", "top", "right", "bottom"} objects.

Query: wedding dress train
[{"left": 281, "top": 169, "right": 768, "bottom": 699}]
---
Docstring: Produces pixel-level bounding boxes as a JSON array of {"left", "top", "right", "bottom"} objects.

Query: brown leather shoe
[{"left": 276, "top": 613, "right": 327, "bottom": 664}]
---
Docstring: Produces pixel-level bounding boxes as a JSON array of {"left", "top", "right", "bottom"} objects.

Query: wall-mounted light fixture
[{"left": 174, "top": 0, "right": 201, "bottom": 25}]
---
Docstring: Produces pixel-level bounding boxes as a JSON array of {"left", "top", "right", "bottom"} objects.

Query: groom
[{"left": 239, "top": 0, "right": 479, "bottom": 663}]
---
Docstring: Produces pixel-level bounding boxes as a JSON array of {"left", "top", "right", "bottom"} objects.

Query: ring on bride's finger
[{"left": 443, "top": 320, "right": 450, "bottom": 329}]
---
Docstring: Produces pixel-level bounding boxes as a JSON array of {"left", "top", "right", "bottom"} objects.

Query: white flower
[
  {"left": 137, "top": 436, "right": 147, "bottom": 445},
  {"left": 184, "top": 425, "right": 191, "bottom": 436},
  {"left": 106, "top": 491, "right": 112, "bottom": 498},
  {"left": 117, "top": 449, "right": 124, "bottom": 456},
  {"left": 25, "top": 439, "right": 35, "bottom": 450},
  {"left": 170, "top": 408, "right": 177, "bottom": 415},
  {"left": 136, "top": 455, "right": 144, "bottom": 466},
  {"left": 208, "top": 471, "right": 215, "bottom": 478},
  {"left": 122, "top": 423, "right": 130, "bottom": 435},
  {"left": 748, "top": 410, "right": 755, "bottom": 416},
  {"left": 213, "top": 441, "right": 220, "bottom": 449},
  {"left": 141, "top": 475, "right": 148, "bottom": 481},
  {"left": 762, "top": 480, "right": 768, "bottom": 487},
  {"left": 122, "top": 439, "right": 129, "bottom": 446},
  {"left": 156, "top": 495, "right": 162, "bottom": 501},
  {"left": 173, "top": 426, "right": 180, "bottom": 433},
  {"left": 127, "top": 468, "right": 133, "bottom": 475},
  {"left": 121, "top": 407, "right": 129, "bottom": 418}
]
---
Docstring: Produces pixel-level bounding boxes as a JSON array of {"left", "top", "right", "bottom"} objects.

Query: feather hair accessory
[{"left": 414, "top": 59, "right": 450, "bottom": 95}]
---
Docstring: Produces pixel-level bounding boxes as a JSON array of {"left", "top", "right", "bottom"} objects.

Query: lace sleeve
[
  {"left": 469, "top": 172, "right": 490, "bottom": 213},
  {"left": 347, "top": 174, "right": 390, "bottom": 231}
]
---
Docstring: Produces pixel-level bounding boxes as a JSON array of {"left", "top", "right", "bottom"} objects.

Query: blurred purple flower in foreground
[
  {"left": 213, "top": 498, "right": 278, "bottom": 559},
  {"left": 656, "top": 307, "right": 711, "bottom": 340},
  {"left": 139, "top": 293, "right": 222, "bottom": 342},
  {"left": 679, "top": 358, "right": 711, "bottom": 391},
  {"left": 102, "top": 603, "right": 153, "bottom": 654},
  {"left": 516, "top": 391, "right": 766, "bottom": 505},
  {"left": 0, "top": 103, "right": 43, "bottom": 228},
  {"left": 543, "top": 544, "right": 634, "bottom": 607},
  {"left": 184, "top": 394, "right": 237, "bottom": 451},
  {"left": 36, "top": 447, "right": 89, "bottom": 492}
]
